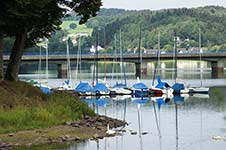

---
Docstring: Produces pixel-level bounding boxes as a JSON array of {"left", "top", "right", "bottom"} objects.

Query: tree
[
  {"left": 1, "top": 0, "right": 102, "bottom": 81},
  {"left": 0, "top": 32, "right": 3, "bottom": 80},
  {"left": 69, "top": 23, "right": 77, "bottom": 29}
]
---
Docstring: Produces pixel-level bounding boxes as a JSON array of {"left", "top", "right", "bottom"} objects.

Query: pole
[{"left": 45, "top": 40, "right": 48, "bottom": 82}]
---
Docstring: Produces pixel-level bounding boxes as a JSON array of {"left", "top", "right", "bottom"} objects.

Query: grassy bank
[{"left": 0, "top": 81, "right": 94, "bottom": 134}]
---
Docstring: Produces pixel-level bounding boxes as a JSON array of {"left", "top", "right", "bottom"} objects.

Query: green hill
[{"left": 86, "top": 6, "right": 226, "bottom": 51}]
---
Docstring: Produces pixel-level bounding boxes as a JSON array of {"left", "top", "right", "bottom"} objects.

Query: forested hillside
[
  {"left": 88, "top": 6, "right": 226, "bottom": 51},
  {"left": 3, "top": 6, "right": 226, "bottom": 53}
]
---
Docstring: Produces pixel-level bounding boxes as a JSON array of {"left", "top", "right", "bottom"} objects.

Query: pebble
[{"left": 8, "top": 133, "right": 14, "bottom": 137}]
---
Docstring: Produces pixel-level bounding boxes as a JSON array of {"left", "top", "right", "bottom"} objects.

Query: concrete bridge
[{"left": 3, "top": 52, "right": 226, "bottom": 78}]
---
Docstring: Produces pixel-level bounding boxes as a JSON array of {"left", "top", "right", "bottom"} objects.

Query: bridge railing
[{"left": 3, "top": 49, "right": 226, "bottom": 57}]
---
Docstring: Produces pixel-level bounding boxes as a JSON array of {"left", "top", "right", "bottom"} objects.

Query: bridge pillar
[
  {"left": 135, "top": 62, "right": 147, "bottom": 78},
  {"left": 211, "top": 60, "right": 224, "bottom": 78},
  {"left": 57, "top": 63, "right": 67, "bottom": 78}
]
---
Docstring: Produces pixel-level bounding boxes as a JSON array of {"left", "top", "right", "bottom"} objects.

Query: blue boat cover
[
  {"left": 74, "top": 82, "right": 93, "bottom": 93},
  {"left": 64, "top": 79, "right": 70, "bottom": 85},
  {"left": 155, "top": 76, "right": 170, "bottom": 89},
  {"left": 173, "top": 95, "right": 185, "bottom": 104},
  {"left": 132, "top": 96, "right": 149, "bottom": 104},
  {"left": 132, "top": 82, "right": 148, "bottom": 90},
  {"left": 113, "top": 82, "right": 127, "bottom": 88},
  {"left": 93, "top": 83, "right": 109, "bottom": 92},
  {"left": 172, "top": 83, "right": 185, "bottom": 94},
  {"left": 39, "top": 86, "right": 51, "bottom": 94}
]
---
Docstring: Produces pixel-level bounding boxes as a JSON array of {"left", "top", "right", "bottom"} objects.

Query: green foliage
[
  {"left": 4, "top": 6, "right": 226, "bottom": 54},
  {"left": 88, "top": 6, "right": 226, "bottom": 51},
  {"left": 69, "top": 23, "right": 77, "bottom": 29},
  {"left": 0, "top": 82, "right": 94, "bottom": 134}
]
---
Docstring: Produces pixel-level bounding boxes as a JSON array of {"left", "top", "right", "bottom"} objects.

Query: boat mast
[
  {"left": 157, "top": 31, "right": 161, "bottom": 77},
  {"left": 38, "top": 46, "right": 42, "bottom": 82},
  {"left": 199, "top": 28, "right": 203, "bottom": 87},
  {"left": 174, "top": 31, "right": 178, "bottom": 83},
  {"left": 120, "top": 29, "right": 123, "bottom": 83},
  {"left": 152, "top": 31, "right": 161, "bottom": 86},
  {"left": 45, "top": 39, "right": 48, "bottom": 82},
  {"left": 120, "top": 30, "right": 127, "bottom": 86},
  {"left": 103, "top": 27, "right": 107, "bottom": 82},
  {"left": 138, "top": 25, "right": 142, "bottom": 79},
  {"left": 66, "top": 37, "right": 72, "bottom": 82},
  {"left": 95, "top": 31, "right": 99, "bottom": 85},
  {"left": 112, "top": 35, "right": 117, "bottom": 82}
]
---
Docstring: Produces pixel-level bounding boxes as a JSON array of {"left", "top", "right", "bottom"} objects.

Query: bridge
[{"left": 3, "top": 52, "right": 226, "bottom": 78}]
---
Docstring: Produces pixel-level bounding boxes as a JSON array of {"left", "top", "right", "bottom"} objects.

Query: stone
[
  {"left": 93, "top": 133, "right": 99, "bottom": 139},
  {"left": 25, "top": 143, "right": 32, "bottom": 146},
  {"left": 8, "top": 133, "right": 14, "bottom": 137},
  {"left": 64, "top": 135, "right": 70, "bottom": 139},
  {"left": 65, "top": 121, "right": 72, "bottom": 126},
  {"left": 71, "top": 123, "right": 80, "bottom": 128}
]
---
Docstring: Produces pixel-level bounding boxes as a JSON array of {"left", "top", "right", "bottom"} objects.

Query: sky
[{"left": 102, "top": 0, "right": 226, "bottom": 10}]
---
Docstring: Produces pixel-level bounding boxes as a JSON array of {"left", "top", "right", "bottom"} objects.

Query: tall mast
[
  {"left": 120, "top": 29, "right": 123, "bottom": 82},
  {"left": 103, "top": 27, "right": 107, "bottom": 82},
  {"left": 95, "top": 31, "right": 99, "bottom": 84},
  {"left": 120, "top": 30, "right": 127, "bottom": 86},
  {"left": 138, "top": 25, "right": 142, "bottom": 79},
  {"left": 45, "top": 39, "right": 48, "bottom": 82},
  {"left": 112, "top": 35, "right": 117, "bottom": 82},
  {"left": 174, "top": 31, "right": 177, "bottom": 83},
  {"left": 199, "top": 28, "right": 203, "bottom": 87},
  {"left": 38, "top": 46, "right": 42, "bottom": 82},
  {"left": 157, "top": 31, "right": 161, "bottom": 76},
  {"left": 66, "top": 37, "right": 72, "bottom": 82}
]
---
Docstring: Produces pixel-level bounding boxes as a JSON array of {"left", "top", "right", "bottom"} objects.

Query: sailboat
[
  {"left": 28, "top": 39, "right": 52, "bottom": 94},
  {"left": 56, "top": 36, "right": 74, "bottom": 91},
  {"left": 171, "top": 32, "right": 190, "bottom": 94},
  {"left": 74, "top": 36, "right": 94, "bottom": 95},
  {"left": 188, "top": 29, "right": 209, "bottom": 94},
  {"left": 92, "top": 30, "right": 110, "bottom": 95},
  {"left": 132, "top": 26, "right": 149, "bottom": 97},
  {"left": 149, "top": 32, "right": 173, "bottom": 95},
  {"left": 110, "top": 30, "right": 131, "bottom": 95}
]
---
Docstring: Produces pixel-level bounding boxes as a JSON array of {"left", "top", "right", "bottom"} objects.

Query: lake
[{"left": 17, "top": 60, "right": 226, "bottom": 150}]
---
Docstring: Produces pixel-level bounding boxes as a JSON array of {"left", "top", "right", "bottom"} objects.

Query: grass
[
  {"left": 0, "top": 81, "right": 95, "bottom": 134},
  {"left": 60, "top": 21, "right": 93, "bottom": 35}
]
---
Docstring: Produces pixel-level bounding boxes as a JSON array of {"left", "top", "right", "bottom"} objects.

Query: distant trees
[
  {"left": 69, "top": 23, "right": 77, "bottom": 29},
  {"left": 0, "top": 0, "right": 102, "bottom": 81},
  {"left": 87, "top": 6, "right": 226, "bottom": 51}
]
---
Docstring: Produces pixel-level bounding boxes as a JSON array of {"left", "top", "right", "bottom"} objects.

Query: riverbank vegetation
[{"left": 0, "top": 81, "right": 94, "bottom": 134}]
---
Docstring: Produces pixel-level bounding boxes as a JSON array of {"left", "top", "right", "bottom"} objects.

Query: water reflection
[
  {"left": 17, "top": 87, "right": 226, "bottom": 150},
  {"left": 79, "top": 93, "right": 215, "bottom": 150}
]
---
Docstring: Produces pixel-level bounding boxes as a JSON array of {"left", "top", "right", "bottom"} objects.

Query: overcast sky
[{"left": 102, "top": 0, "right": 226, "bottom": 10}]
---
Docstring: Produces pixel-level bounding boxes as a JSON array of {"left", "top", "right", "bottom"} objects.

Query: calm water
[
  {"left": 17, "top": 60, "right": 226, "bottom": 150},
  {"left": 17, "top": 87, "right": 226, "bottom": 150}
]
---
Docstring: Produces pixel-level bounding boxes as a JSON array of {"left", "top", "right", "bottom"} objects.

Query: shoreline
[{"left": 0, "top": 115, "right": 127, "bottom": 149}]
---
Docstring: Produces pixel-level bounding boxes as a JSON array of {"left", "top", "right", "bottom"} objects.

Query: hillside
[
  {"left": 5, "top": 6, "right": 226, "bottom": 53},
  {"left": 87, "top": 6, "right": 226, "bottom": 51}
]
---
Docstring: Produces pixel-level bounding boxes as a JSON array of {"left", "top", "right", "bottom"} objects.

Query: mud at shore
[{"left": 0, "top": 115, "right": 127, "bottom": 149}]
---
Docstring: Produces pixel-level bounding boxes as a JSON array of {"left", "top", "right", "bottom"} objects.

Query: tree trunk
[
  {"left": 5, "top": 32, "right": 26, "bottom": 81},
  {"left": 0, "top": 32, "right": 3, "bottom": 81}
]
